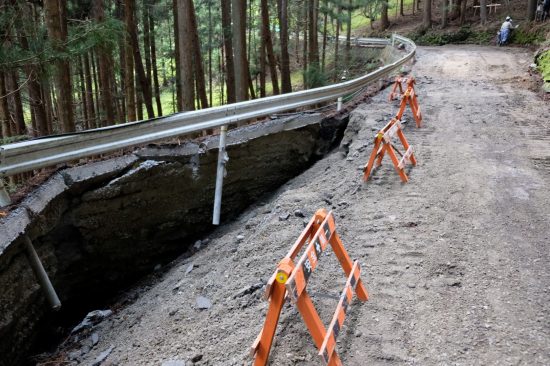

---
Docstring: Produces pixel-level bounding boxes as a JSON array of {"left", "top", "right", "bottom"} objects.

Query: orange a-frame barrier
[
  {"left": 363, "top": 118, "right": 417, "bottom": 183},
  {"left": 251, "top": 209, "right": 368, "bottom": 366},
  {"left": 389, "top": 77, "right": 423, "bottom": 128}
]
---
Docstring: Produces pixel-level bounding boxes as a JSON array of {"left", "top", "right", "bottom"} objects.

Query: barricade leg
[
  {"left": 409, "top": 90, "right": 422, "bottom": 127},
  {"left": 252, "top": 281, "right": 287, "bottom": 366},
  {"left": 386, "top": 143, "right": 409, "bottom": 182},
  {"left": 397, "top": 129, "right": 417, "bottom": 166},
  {"left": 363, "top": 138, "right": 382, "bottom": 181},
  {"left": 329, "top": 233, "right": 369, "bottom": 302},
  {"left": 388, "top": 77, "right": 404, "bottom": 101},
  {"left": 395, "top": 93, "right": 409, "bottom": 121},
  {"left": 376, "top": 145, "right": 386, "bottom": 167}
]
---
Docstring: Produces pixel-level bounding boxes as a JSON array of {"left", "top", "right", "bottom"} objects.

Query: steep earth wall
[{"left": 0, "top": 113, "right": 347, "bottom": 366}]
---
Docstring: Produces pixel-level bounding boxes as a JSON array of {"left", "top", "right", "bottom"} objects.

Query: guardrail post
[
  {"left": 23, "top": 235, "right": 62, "bottom": 310},
  {"left": 0, "top": 179, "right": 10, "bottom": 207},
  {"left": 212, "top": 125, "right": 229, "bottom": 225},
  {"left": 392, "top": 33, "right": 396, "bottom": 47},
  {"left": 337, "top": 97, "right": 343, "bottom": 112}
]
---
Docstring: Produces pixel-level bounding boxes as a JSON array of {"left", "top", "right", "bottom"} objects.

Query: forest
[{"left": 0, "top": 0, "right": 542, "bottom": 142}]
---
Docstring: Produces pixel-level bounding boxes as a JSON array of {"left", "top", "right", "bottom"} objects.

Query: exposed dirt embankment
[{"left": 0, "top": 113, "right": 350, "bottom": 366}]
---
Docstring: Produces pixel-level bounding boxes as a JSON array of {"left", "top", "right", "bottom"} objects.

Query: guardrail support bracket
[{"left": 23, "top": 235, "right": 62, "bottom": 310}]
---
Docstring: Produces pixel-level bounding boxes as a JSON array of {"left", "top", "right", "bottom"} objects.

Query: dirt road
[{"left": 50, "top": 45, "right": 550, "bottom": 365}]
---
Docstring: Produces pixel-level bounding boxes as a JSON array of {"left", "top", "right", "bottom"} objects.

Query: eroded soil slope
[{"left": 45, "top": 45, "right": 550, "bottom": 366}]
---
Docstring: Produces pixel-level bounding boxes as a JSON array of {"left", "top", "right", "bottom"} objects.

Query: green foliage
[
  {"left": 68, "top": 18, "right": 125, "bottom": 56},
  {"left": 510, "top": 28, "right": 545, "bottom": 45},
  {"left": 304, "top": 63, "right": 327, "bottom": 89},
  {"left": 0, "top": 135, "right": 30, "bottom": 146},
  {"left": 536, "top": 49, "right": 550, "bottom": 91},
  {"left": 0, "top": 12, "right": 123, "bottom": 70},
  {"left": 409, "top": 27, "right": 493, "bottom": 46}
]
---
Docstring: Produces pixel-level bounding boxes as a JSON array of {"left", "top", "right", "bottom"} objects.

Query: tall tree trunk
[
  {"left": 93, "top": 0, "right": 116, "bottom": 126},
  {"left": 176, "top": 0, "right": 195, "bottom": 110},
  {"left": 27, "top": 69, "right": 49, "bottom": 136},
  {"left": 261, "top": 0, "right": 280, "bottom": 95},
  {"left": 83, "top": 53, "right": 97, "bottom": 127},
  {"left": 308, "top": 0, "right": 320, "bottom": 65},
  {"left": 91, "top": 51, "right": 101, "bottom": 122},
  {"left": 442, "top": 0, "right": 449, "bottom": 27},
  {"left": 302, "top": 3, "right": 308, "bottom": 88},
  {"left": 381, "top": 1, "right": 390, "bottom": 30},
  {"left": 7, "top": 71, "right": 26, "bottom": 135},
  {"left": 189, "top": 0, "right": 209, "bottom": 109},
  {"left": 400, "top": 0, "right": 405, "bottom": 15},
  {"left": 321, "top": 0, "right": 328, "bottom": 73},
  {"left": 422, "top": 0, "right": 432, "bottom": 30},
  {"left": 259, "top": 26, "right": 267, "bottom": 98},
  {"left": 0, "top": 72, "right": 12, "bottom": 138},
  {"left": 125, "top": 0, "right": 155, "bottom": 118},
  {"left": 460, "top": 0, "right": 467, "bottom": 24},
  {"left": 479, "top": 0, "right": 487, "bottom": 24},
  {"left": 346, "top": 0, "right": 352, "bottom": 67},
  {"left": 42, "top": 75, "right": 54, "bottom": 134},
  {"left": 44, "top": 0, "right": 75, "bottom": 133},
  {"left": 232, "top": 0, "right": 249, "bottom": 101},
  {"left": 149, "top": 10, "right": 162, "bottom": 116},
  {"left": 116, "top": 0, "right": 127, "bottom": 121},
  {"left": 208, "top": 1, "right": 213, "bottom": 106},
  {"left": 143, "top": 0, "right": 153, "bottom": 105},
  {"left": 334, "top": 3, "right": 341, "bottom": 80},
  {"left": 527, "top": 0, "right": 537, "bottom": 20},
  {"left": 78, "top": 57, "right": 88, "bottom": 126},
  {"left": 136, "top": 85, "right": 144, "bottom": 120},
  {"left": 172, "top": 0, "right": 183, "bottom": 111},
  {"left": 123, "top": 4, "right": 136, "bottom": 122},
  {"left": 221, "top": 0, "right": 236, "bottom": 103},
  {"left": 278, "top": 0, "right": 292, "bottom": 93}
]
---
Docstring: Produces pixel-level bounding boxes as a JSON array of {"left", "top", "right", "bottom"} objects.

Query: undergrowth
[
  {"left": 409, "top": 27, "right": 494, "bottom": 46},
  {"left": 409, "top": 24, "right": 545, "bottom": 46},
  {"left": 536, "top": 49, "right": 550, "bottom": 91}
]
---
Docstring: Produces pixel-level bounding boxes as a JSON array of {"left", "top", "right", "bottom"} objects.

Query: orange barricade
[
  {"left": 389, "top": 76, "right": 423, "bottom": 128},
  {"left": 251, "top": 209, "right": 368, "bottom": 366},
  {"left": 388, "top": 76, "right": 407, "bottom": 102},
  {"left": 363, "top": 118, "right": 417, "bottom": 183}
]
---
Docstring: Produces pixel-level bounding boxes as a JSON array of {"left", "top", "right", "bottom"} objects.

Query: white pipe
[
  {"left": 337, "top": 97, "right": 343, "bottom": 111},
  {"left": 23, "top": 235, "right": 61, "bottom": 310},
  {"left": 212, "top": 125, "right": 228, "bottom": 225}
]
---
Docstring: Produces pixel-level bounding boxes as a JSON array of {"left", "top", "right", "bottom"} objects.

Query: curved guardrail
[{"left": 0, "top": 34, "right": 415, "bottom": 178}]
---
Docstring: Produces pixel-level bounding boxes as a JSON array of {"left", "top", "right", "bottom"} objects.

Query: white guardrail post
[
  {"left": 23, "top": 235, "right": 62, "bottom": 309},
  {"left": 212, "top": 125, "right": 228, "bottom": 225},
  {"left": 0, "top": 179, "right": 10, "bottom": 206}
]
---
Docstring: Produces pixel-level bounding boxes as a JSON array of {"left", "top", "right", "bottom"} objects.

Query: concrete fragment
[
  {"left": 91, "top": 333, "right": 99, "bottom": 347},
  {"left": 294, "top": 209, "right": 305, "bottom": 218},
  {"left": 162, "top": 361, "right": 186, "bottom": 366},
  {"left": 279, "top": 212, "right": 290, "bottom": 221},
  {"left": 196, "top": 296, "right": 212, "bottom": 310},
  {"left": 92, "top": 345, "right": 114, "bottom": 366}
]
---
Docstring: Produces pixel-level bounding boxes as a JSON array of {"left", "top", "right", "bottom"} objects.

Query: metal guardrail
[{"left": 0, "top": 34, "right": 415, "bottom": 178}]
